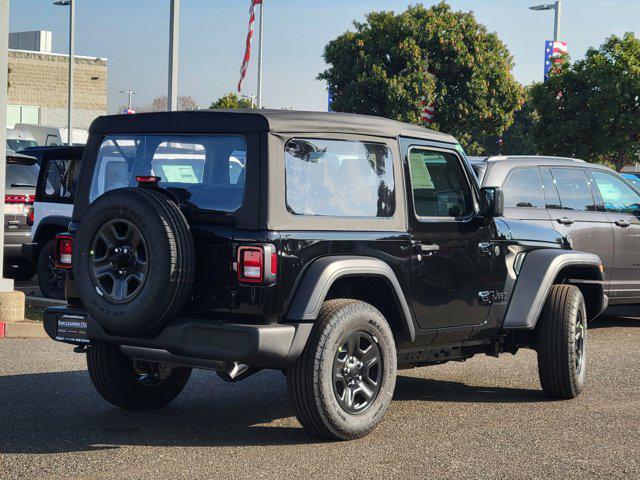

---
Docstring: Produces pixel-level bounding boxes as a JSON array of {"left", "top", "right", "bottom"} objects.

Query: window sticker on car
[
  {"left": 598, "top": 182, "right": 622, "bottom": 201},
  {"left": 160, "top": 164, "right": 199, "bottom": 183},
  {"left": 409, "top": 154, "right": 435, "bottom": 189}
]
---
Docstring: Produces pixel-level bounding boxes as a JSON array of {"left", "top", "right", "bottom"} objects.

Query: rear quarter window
[{"left": 284, "top": 138, "right": 395, "bottom": 217}]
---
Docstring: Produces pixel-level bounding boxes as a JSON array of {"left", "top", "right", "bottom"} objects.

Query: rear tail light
[
  {"left": 4, "top": 194, "right": 35, "bottom": 204},
  {"left": 55, "top": 234, "right": 74, "bottom": 269},
  {"left": 237, "top": 244, "right": 277, "bottom": 285},
  {"left": 26, "top": 206, "right": 34, "bottom": 226}
]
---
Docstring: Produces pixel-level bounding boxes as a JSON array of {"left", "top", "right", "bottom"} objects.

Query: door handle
[
  {"left": 414, "top": 243, "right": 440, "bottom": 255},
  {"left": 556, "top": 217, "right": 574, "bottom": 225},
  {"left": 615, "top": 219, "right": 631, "bottom": 228}
]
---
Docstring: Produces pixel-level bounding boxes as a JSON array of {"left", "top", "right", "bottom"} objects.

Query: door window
[
  {"left": 551, "top": 168, "right": 597, "bottom": 212},
  {"left": 502, "top": 168, "right": 544, "bottom": 208},
  {"left": 541, "top": 168, "right": 562, "bottom": 209},
  {"left": 592, "top": 171, "right": 640, "bottom": 215},
  {"left": 408, "top": 148, "right": 473, "bottom": 218}
]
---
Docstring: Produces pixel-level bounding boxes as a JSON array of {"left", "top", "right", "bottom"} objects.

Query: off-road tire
[
  {"left": 87, "top": 343, "right": 191, "bottom": 410},
  {"left": 37, "top": 239, "right": 66, "bottom": 300},
  {"left": 287, "top": 299, "right": 397, "bottom": 440},
  {"left": 536, "top": 284, "right": 587, "bottom": 399},
  {"left": 73, "top": 187, "right": 195, "bottom": 334}
]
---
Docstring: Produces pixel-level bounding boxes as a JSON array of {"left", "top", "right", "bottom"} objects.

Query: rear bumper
[{"left": 44, "top": 306, "right": 312, "bottom": 369}]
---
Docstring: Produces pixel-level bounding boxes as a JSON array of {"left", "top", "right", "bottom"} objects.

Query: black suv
[{"left": 45, "top": 111, "right": 606, "bottom": 440}]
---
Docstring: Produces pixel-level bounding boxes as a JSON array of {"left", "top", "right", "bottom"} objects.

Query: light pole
[
  {"left": 530, "top": 0, "right": 562, "bottom": 42},
  {"left": 121, "top": 90, "right": 139, "bottom": 111},
  {"left": 0, "top": 0, "right": 10, "bottom": 289},
  {"left": 241, "top": 94, "right": 256, "bottom": 109},
  {"left": 54, "top": 0, "right": 75, "bottom": 145},
  {"left": 168, "top": 0, "right": 180, "bottom": 111}
]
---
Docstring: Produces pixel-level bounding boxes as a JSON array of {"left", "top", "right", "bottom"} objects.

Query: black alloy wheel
[
  {"left": 89, "top": 219, "right": 148, "bottom": 303},
  {"left": 333, "top": 331, "right": 383, "bottom": 414}
]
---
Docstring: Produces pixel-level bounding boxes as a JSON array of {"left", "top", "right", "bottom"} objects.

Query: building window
[{"left": 6, "top": 104, "right": 40, "bottom": 128}]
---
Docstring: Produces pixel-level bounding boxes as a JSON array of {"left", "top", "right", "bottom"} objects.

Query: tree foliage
[
  {"left": 527, "top": 33, "right": 640, "bottom": 170},
  {"left": 138, "top": 95, "right": 199, "bottom": 112},
  {"left": 319, "top": 2, "right": 523, "bottom": 154},
  {"left": 209, "top": 92, "right": 254, "bottom": 109}
]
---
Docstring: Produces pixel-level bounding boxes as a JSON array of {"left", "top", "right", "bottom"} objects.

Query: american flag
[
  {"left": 238, "top": 0, "right": 262, "bottom": 92},
  {"left": 420, "top": 68, "right": 436, "bottom": 125},
  {"left": 544, "top": 40, "right": 568, "bottom": 81}
]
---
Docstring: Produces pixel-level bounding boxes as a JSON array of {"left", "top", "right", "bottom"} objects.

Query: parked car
[
  {"left": 6, "top": 128, "right": 38, "bottom": 152},
  {"left": 3, "top": 149, "right": 38, "bottom": 280},
  {"left": 621, "top": 173, "right": 640, "bottom": 190},
  {"left": 12, "top": 123, "right": 88, "bottom": 147},
  {"left": 474, "top": 155, "right": 640, "bottom": 305},
  {"left": 44, "top": 111, "right": 605, "bottom": 440},
  {"left": 21, "top": 146, "right": 83, "bottom": 299}
]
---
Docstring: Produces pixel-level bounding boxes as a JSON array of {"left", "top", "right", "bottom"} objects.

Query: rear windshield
[
  {"left": 7, "top": 139, "right": 38, "bottom": 152},
  {"left": 90, "top": 135, "right": 247, "bottom": 212},
  {"left": 6, "top": 163, "right": 39, "bottom": 188}
]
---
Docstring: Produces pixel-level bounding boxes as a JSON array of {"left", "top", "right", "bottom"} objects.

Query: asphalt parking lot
[{"left": 1, "top": 308, "right": 639, "bottom": 480}]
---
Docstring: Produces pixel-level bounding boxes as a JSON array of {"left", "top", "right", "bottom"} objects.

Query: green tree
[
  {"left": 318, "top": 2, "right": 523, "bottom": 154},
  {"left": 530, "top": 33, "right": 640, "bottom": 170},
  {"left": 501, "top": 88, "right": 539, "bottom": 155},
  {"left": 209, "top": 93, "right": 254, "bottom": 109}
]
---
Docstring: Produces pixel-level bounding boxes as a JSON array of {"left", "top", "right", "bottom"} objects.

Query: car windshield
[
  {"left": 623, "top": 174, "right": 640, "bottom": 190},
  {"left": 6, "top": 139, "right": 38, "bottom": 152},
  {"left": 90, "top": 134, "right": 247, "bottom": 212}
]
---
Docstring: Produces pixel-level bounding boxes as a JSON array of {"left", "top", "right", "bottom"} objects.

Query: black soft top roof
[{"left": 89, "top": 109, "right": 457, "bottom": 143}]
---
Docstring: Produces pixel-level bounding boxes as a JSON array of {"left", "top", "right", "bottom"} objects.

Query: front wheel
[
  {"left": 87, "top": 344, "right": 191, "bottom": 410},
  {"left": 536, "top": 284, "right": 587, "bottom": 399},
  {"left": 287, "top": 299, "right": 397, "bottom": 440}
]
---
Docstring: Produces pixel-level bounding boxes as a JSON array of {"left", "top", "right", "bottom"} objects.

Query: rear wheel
[
  {"left": 536, "top": 284, "right": 587, "bottom": 399},
  {"left": 287, "top": 299, "right": 397, "bottom": 440},
  {"left": 87, "top": 343, "right": 191, "bottom": 410},
  {"left": 37, "top": 239, "right": 66, "bottom": 300}
]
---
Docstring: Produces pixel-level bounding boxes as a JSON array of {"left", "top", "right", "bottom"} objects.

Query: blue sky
[{"left": 8, "top": 0, "right": 640, "bottom": 113}]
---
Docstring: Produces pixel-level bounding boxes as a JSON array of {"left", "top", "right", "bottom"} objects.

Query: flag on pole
[
  {"left": 420, "top": 68, "right": 437, "bottom": 125},
  {"left": 544, "top": 40, "right": 568, "bottom": 81},
  {"left": 238, "top": 0, "right": 263, "bottom": 92}
]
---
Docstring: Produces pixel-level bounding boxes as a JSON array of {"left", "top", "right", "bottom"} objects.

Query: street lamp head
[
  {"left": 530, "top": 3, "right": 555, "bottom": 10},
  {"left": 53, "top": 1, "right": 71, "bottom": 6}
]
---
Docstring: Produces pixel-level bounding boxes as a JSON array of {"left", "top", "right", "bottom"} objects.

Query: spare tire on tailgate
[{"left": 73, "top": 187, "right": 195, "bottom": 334}]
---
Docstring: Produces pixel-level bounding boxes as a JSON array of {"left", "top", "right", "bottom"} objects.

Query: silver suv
[{"left": 471, "top": 156, "right": 640, "bottom": 306}]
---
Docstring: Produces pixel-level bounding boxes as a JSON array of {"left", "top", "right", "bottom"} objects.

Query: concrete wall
[{"left": 7, "top": 49, "right": 107, "bottom": 130}]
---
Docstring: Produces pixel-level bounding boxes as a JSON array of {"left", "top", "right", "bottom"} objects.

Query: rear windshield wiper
[{"left": 10, "top": 183, "right": 36, "bottom": 188}]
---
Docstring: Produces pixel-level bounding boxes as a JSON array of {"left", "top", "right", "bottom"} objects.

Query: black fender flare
[
  {"left": 33, "top": 216, "right": 71, "bottom": 244},
  {"left": 502, "top": 249, "right": 606, "bottom": 330},
  {"left": 285, "top": 255, "right": 415, "bottom": 342}
]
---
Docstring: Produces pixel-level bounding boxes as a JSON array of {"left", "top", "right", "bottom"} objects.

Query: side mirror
[{"left": 479, "top": 187, "right": 504, "bottom": 218}]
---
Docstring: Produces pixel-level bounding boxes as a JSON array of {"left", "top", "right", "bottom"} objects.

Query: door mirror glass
[{"left": 480, "top": 187, "right": 504, "bottom": 217}]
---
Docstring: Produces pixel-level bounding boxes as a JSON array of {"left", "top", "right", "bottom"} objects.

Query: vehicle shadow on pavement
[
  {"left": 0, "top": 369, "right": 316, "bottom": 454},
  {"left": 393, "top": 375, "right": 546, "bottom": 404},
  {"left": 590, "top": 308, "right": 640, "bottom": 329}
]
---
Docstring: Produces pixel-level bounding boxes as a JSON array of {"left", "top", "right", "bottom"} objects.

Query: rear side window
[
  {"left": 502, "top": 168, "right": 544, "bottom": 208},
  {"left": 90, "top": 135, "right": 247, "bottom": 212},
  {"left": 551, "top": 168, "right": 597, "bottom": 212},
  {"left": 284, "top": 138, "right": 395, "bottom": 217},
  {"left": 408, "top": 148, "right": 473, "bottom": 218},
  {"left": 41, "top": 158, "right": 80, "bottom": 200}
]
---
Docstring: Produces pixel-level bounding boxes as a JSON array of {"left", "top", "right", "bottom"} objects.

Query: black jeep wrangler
[{"left": 44, "top": 110, "right": 607, "bottom": 440}]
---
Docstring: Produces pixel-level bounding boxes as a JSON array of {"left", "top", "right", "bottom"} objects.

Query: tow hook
[{"left": 73, "top": 344, "right": 89, "bottom": 353}]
